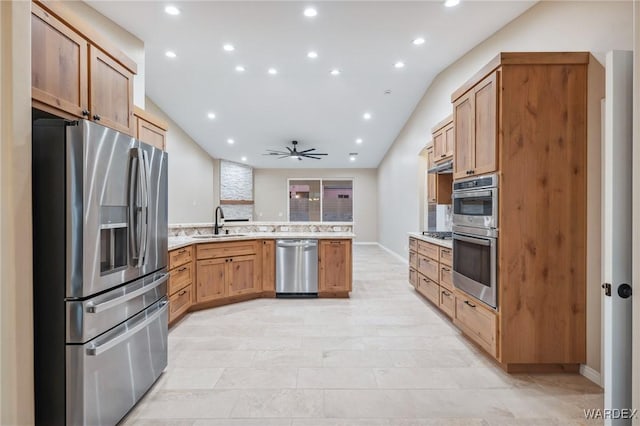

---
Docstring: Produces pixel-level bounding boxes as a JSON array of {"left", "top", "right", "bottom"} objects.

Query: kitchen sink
[{"left": 191, "top": 234, "right": 246, "bottom": 239}]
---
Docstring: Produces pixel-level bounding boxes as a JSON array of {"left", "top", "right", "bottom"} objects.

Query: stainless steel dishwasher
[{"left": 276, "top": 239, "right": 318, "bottom": 297}]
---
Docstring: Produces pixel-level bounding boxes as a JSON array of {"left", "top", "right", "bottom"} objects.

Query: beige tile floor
[{"left": 121, "top": 245, "right": 603, "bottom": 426}]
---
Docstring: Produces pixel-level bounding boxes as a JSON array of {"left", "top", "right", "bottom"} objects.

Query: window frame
[{"left": 286, "top": 177, "right": 354, "bottom": 223}]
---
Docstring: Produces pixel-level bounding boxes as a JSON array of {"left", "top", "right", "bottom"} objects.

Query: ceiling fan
[{"left": 263, "top": 140, "right": 328, "bottom": 160}]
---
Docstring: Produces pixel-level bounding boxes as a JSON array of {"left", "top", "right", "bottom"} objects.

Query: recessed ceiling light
[
  {"left": 164, "top": 5, "right": 180, "bottom": 15},
  {"left": 223, "top": 44, "right": 235, "bottom": 52},
  {"left": 307, "top": 51, "right": 318, "bottom": 59},
  {"left": 444, "top": 0, "right": 460, "bottom": 7},
  {"left": 235, "top": 65, "right": 245, "bottom": 72},
  {"left": 207, "top": 112, "right": 216, "bottom": 119},
  {"left": 303, "top": 7, "right": 317, "bottom": 17},
  {"left": 363, "top": 112, "right": 372, "bottom": 120},
  {"left": 165, "top": 50, "right": 177, "bottom": 58},
  {"left": 394, "top": 61, "right": 405, "bottom": 69},
  {"left": 349, "top": 155, "right": 357, "bottom": 162},
  {"left": 268, "top": 68, "right": 278, "bottom": 75},
  {"left": 412, "top": 37, "right": 425, "bottom": 45},
  {"left": 330, "top": 69, "right": 341, "bottom": 76},
  {"left": 356, "top": 138, "right": 363, "bottom": 144},
  {"left": 227, "top": 138, "right": 235, "bottom": 144},
  {"left": 241, "top": 156, "right": 247, "bottom": 162}
]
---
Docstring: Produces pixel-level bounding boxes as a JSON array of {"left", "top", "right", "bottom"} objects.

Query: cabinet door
[
  {"left": 137, "top": 117, "right": 166, "bottom": 150},
  {"left": 319, "top": 240, "right": 352, "bottom": 292},
  {"left": 453, "top": 92, "right": 474, "bottom": 180},
  {"left": 473, "top": 71, "right": 498, "bottom": 176},
  {"left": 427, "top": 148, "right": 436, "bottom": 203},
  {"left": 433, "top": 131, "right": 447, "bottom": 163},
  {"left": 31, "top": 4, "right": 88, "bottom": 118},
  {"left": 261, "top": 240, "right": 276, "bottom": 292},
  {"left": 444, "top": 123, "right": 455, "bottom": 159},
  {"left": 89, "top": 46, "right": 135, "bottom": 136},
  {"left": 228, "top": 255, "right": 257, "bottom": 297},
  {"left": 196, "top": 258, "right": 227, "bottom": 302}
]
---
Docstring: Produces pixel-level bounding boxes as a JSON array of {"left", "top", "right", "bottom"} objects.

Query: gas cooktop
[{"left": 422, "top": 231, "right": 452, "bottom": 240}]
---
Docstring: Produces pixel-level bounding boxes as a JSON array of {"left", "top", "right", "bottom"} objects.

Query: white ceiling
[{"left": 88, "top": 1, "right": 534, "bottom": 168}]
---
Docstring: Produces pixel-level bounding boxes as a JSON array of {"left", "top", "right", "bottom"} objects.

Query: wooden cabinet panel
[
  {"left": 409, "top": 251, "right": 418, "bottom": 269},
  {"left": 261, "top": 240, "right": 276, "bottom": 292},
  {"left": 196, "top": 258, "right": 227, "bottom": 302},
  {"left": 228, "top": 255, "right": 258, "bottom": 297},
  {"left": 319, "top": 240, "right": 352, "bottom": 292},
  {"left": 31, "top": 3, "right": 88, "bottom": 118},
  {"left": 444, "top": 123, "right": 455, "bottom": 159},
  {"left": 137, "top": 117, "right": 166, "bottom": 150},
  {"left": 169, "top": 262, "right": 193, "bottom": 295},
  {"left": 409, "top": 268, "right": 417, "bottom": 288},
  {"left": 409, "top": 238, "right": 417, "bottom": 252},
  {"left": 453, "top": 93, "right": 474, "bottom": 179},
  {"left": 439, "top": 288, "right": 455, "bottom": 318},
  {"left": 433, "top": 131, "right": 446, "bottom": 162},
  {"left": 169, "top": 246, "right": 193, "bottom": 270},
  {"left": 455, "top": 295, "right": 498, "bottom": 358},
  {"left": 439, "top": 265, "right": 454, "bottom": 292},
  {"left": 169, "top": 284, "right": 192, "bottom": 323},
  {"left": 418, "top": 255, "right": 439, "bottom": 283},
  {"left": 427, "top": 148, "right": 436, "bottom": 204},
  {"left": 198, "top": 241, "right": 258, "bottom": 260},
  {"left": 417, "top": 275, "right": 439, "bottom": 305},
  {"left": 473, "top": 72, "right": 498, "bottom": 176},
  {"left": 89, "top": 46, "right": 135, "bottom": 136},
  {"left": 439, "top": 247, "right": 452, "bottom": 267},
  {"left": 417, "top": 241, "right": 439, "bottom": 261}
]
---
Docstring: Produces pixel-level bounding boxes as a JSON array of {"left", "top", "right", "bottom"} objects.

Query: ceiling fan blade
[
  {"left": 263, "top": 152, "right": 287, "bottom": 156},
  {"left": 286, "top": 147, "right": 293, "bottom": 154},
  {"left": 299, "top": 148, "right": 316, "bottom": 153},
  {"left": 303, "top": 152, "right": 327, "bottom": 156},
  {"left": 302, "top": 155, "right": 323, "bottom": 159},
  {"left": 278, "top": 155, "right": 290, "bottom": 159}
]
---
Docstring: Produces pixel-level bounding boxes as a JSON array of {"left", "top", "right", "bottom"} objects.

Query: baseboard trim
[
  {"left": 377, "top": 243, "right": 408, "bottom": 265},
  {"left": 580, "top": 364, "right": 602, "bottom": 387},
  {"left": 353, "top": 241, "right": 378, "bottom": 245}
]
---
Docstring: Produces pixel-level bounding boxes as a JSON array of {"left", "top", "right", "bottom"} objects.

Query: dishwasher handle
[{"left": 276, "top": 240, "right": 318, "bottom": 248}]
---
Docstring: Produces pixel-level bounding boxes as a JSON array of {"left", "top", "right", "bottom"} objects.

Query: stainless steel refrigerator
[{"left": 32, "top": 119, "right": 169, "bottom": 425}]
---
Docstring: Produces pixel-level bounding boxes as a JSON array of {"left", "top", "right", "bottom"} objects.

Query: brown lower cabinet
[
  {"left": 454, "top": 292, "right": 498, "bottom": 358},
  {"left": 168, "top": 238, "right": 351, "bottom": 325}
]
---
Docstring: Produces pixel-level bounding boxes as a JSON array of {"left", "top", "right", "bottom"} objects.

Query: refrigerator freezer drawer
[
  {"left": 66, "top": 270, "right": 168, "bottom": 343},
  {"left": 66, "top": 297, "right": 168, "bottom": 426}
]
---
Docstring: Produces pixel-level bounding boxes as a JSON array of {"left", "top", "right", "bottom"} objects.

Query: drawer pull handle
[
  {"left": 441, "top": 249, "right": 450, "bottom": 254},
  {"left": 442, "top": 267, "right": 450, "bottom": 272},
  {"left": 464, "top": 300, "right": 476, "bottom": 308},
  {"left": 442, "top": 290, "right": 451, "bottom": 296},
  {"left": 178, "top": 290, "right": 187, "bottom": 296},
  {"left": 178, "top": 266, "right": 188, "bottom": 272},
  {"left": 178, "top": 249, "right": 187, "bottom": 254}
]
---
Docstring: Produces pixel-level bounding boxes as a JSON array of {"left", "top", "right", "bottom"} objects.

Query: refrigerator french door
[{"left": 32, "top": 118, "right": 168, "bottom": 425}]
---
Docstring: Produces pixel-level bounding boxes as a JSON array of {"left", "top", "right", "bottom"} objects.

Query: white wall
[
  {"left": 254, "top": 168, "right": 378, "bottom": 242},
  {"left": 145, "top": 98, "right": 218, "bottom": 224},
  {"left": 0, "top": 1, "right": 33, "bottom": 424},
  {"left": 377, "top": 1, "right": 632, "bottom": 378}
]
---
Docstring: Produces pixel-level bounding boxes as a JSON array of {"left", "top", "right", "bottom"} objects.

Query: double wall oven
[{"left": 452, "top": 173, "right": 498, "bottom": 308}]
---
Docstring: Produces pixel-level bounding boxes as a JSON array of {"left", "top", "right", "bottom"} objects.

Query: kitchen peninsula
[{"left": 167, "top": 222, "right": 355, "bottom": 325}]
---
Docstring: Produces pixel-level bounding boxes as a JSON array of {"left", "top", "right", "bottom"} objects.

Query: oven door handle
[
  {"left": 452, "top": 189, "right": 493, "bottom": 199},
  {"left": 453, "top": 234, "right": 492, "bottom": 246}
]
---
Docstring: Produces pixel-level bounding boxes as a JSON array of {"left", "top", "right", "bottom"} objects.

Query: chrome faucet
[{"left": 214, "top": 206, "right": 225, "bottom": 235}]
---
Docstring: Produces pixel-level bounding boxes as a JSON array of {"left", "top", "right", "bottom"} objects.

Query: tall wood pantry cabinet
[{"left": 451, "top": 52, "right": 602, "bottom": 372}]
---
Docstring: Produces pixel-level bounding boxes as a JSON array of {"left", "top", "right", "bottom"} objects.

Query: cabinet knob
[
  {"left": 93, "top": 114, "right": 101, "bottom": 121},
  {"left": 81, "top": 109, "right": 90, "bottom": 117}
]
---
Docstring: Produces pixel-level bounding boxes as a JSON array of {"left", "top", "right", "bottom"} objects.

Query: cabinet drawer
[
  {"left": 169, "top": 284, "right": 191, "bottom": 323},
  {"left": 439, "top": 288, "right": 455, "bottom": 318},
  {"left": 409, "top": 268, "right": 417, "bottom": 288},
  {"left": 417, "top": 241, "right": 439, "bottom": 260},
  {"left": 409, "top": 238, "right": 417, "bottom": 251},
  {"left": 417, "top": 275, "right": 439, "bottom": 305},
  {"left": 440, "top": 265, "right": 453, "bottom": 291},
  {"left": 169, "top": 262, "right": 193, "bottom": 295},
  {"left": 439, "top": 247, "right": 452, "bottom": 267},
  {"left": 409, "top": 250, "right": 418, "bottom": 268},
  {"left": 454, "top": 295, "right": 498, "bottom": 358},
  {"left": 418, "top": 255, "right": 439, "bottom": 282},
  {"left": 169, "top": 246, "right": 193, "bottom": 270},
  {"left": 198, "top": 240, "right": 258, "bottom": 260}
]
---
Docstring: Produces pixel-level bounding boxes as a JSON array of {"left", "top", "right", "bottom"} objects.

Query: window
[{"left": 288, "top": 179, "right": 353, "bottom": 222}]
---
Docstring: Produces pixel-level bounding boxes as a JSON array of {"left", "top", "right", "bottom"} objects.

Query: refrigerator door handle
[
  {"left": 139, "top": 149, "right": 150, "bottom": 266},
  {"left": 128, "top": 147, "right": 147, "bottom": 268},
  {"left": 86, "top": 298, "right": 168, "bottom": 356},
  {"left": 85, "top": 273, "right": 168, "bottom": 314}
]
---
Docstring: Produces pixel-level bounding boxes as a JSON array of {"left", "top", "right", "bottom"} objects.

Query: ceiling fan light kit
[{"left": 263, "top": 140, "right": 328, "bottom": 161}]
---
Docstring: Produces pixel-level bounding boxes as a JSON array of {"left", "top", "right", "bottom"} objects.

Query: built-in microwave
[
  {"left": 452, "top": 173, "right": 498, "bottom": 230},
  {"left": 452, "top": 225, "right": 497, "bottom": 308}
]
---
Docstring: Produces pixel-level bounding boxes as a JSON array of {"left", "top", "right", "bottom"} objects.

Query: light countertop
[
  {"left": 169, "top": 232, "right": 356, "bottom": 250},
  {"left": 407, "top": 232, "right": 453, "bottom": 249}
]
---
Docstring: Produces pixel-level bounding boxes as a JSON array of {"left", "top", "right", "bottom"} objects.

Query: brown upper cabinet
[
  {"left": 425, "top": 145, "right": 453, "bottom": 205},
  {"left": 31, "top": 2, "right": 137, "bottom": 136},
  {"left": 134, "top": 107, "right": 168, "bottom": 151},
  {"left": 452, "top": 71, "right": 498, "bottom": 180},
  {"left": 431, "top": 115, "right": 454, "bottom": 163}
]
